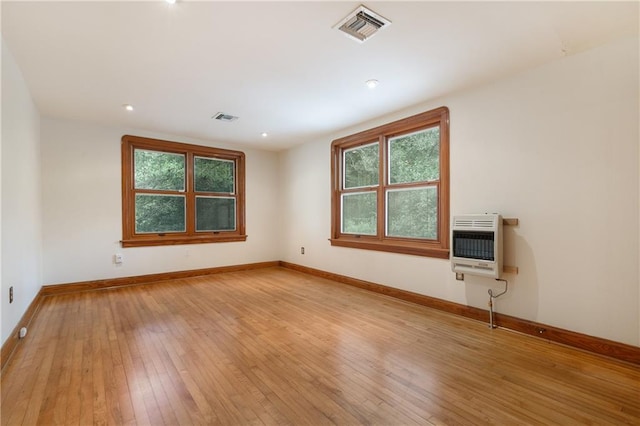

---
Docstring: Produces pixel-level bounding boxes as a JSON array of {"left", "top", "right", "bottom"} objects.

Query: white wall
[
  {"left": 279, "top": 35, "right": 640, "bottom": 346},
  {"left": 1, "top": 40, "right": 43, "bottom": 343},
  {"left": 41, "top": 119, "right": 281, "bottom": 285},
  {"left": 6, "top": 32, "right": 639, "bottom": 349}
]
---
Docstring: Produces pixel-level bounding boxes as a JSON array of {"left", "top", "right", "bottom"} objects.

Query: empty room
[{"left": 1, "top": 1, "right": 639, "bottom": 425}]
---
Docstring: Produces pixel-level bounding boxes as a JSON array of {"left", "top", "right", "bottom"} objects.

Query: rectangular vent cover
[
  {"left": 335, "top": 5, "right": 391, "bottom": 43},
  {"left": 453, "top": 218, "right": 495, "bottom": 228},
  {"left": 212, "top": 112, "right": 239, "bottom": 122}
]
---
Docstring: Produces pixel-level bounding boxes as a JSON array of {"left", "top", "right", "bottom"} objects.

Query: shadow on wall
[{"left": 463, "top": 225, "right": 538, "bottom": 323}]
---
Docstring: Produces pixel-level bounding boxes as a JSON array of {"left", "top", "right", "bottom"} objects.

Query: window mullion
[
  {"left": 236, "top": 155, "right": 246, "bottom": 236},
  {"left": 377, "top": 135, "right": 386, "bottom": 240},
  {"left": 434, "top": 181, "right": 441, "bottom": 241},
  {"left": 186, "top": 152, "right": 195, "bottom": 236},
  {"left": 132, "top": 188, "right": 186, "bottom": 196}
]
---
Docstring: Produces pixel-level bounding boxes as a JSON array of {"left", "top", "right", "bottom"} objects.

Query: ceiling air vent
[
  {"left": 334, "top": 5, "right": 391, "bottom": 43},
  {"left": 212, "top": 112, "right": 239, "bottom": 122}
]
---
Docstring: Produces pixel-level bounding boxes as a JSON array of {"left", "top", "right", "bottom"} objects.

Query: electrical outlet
[
  {"left": 114, "top": 253, "right": 123, "bottom": 265},
  {"left": 301, "top": 247, "right": 305, "bottom": 255},
  {"left": 455, "top": 273, "right": 464, "bottom": 281},
  {"left": 9, "top": 286, "right": 14, "bottom": 303}
]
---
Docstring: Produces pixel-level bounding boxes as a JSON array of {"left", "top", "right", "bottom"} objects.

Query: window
[
  {"left": 121, "top": 135, "right": 246, "bottom": 247},
  {"left": 330, "top": 107, "right": 449, "bottom": 258}
]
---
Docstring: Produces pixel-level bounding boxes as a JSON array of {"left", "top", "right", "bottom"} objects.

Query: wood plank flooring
[{"left": 2, "top": 267, "right": 639, "bottom": 425}]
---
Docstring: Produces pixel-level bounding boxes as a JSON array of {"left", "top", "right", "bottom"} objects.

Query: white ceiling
[{"left": 2, "top": 1, "right": 637, "bottom": 151}]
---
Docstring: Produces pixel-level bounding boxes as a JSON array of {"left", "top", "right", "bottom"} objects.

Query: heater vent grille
[{"left": 453, "top": 217, "right": 496, "bottom": 228}]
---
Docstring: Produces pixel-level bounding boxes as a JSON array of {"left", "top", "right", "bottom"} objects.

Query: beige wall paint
[
  {"left": 1, "top": 40, "right": 43, "bottom": 343},
  {"left": 40, "top": 119, "right": 282, "bottom": 285},
  {"left": 279, "top": 36, "right": 640, "bottom": 346}
]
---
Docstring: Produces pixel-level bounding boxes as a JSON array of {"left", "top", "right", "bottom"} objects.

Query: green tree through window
[
  {"left": 121, "top": 135, "right": 246, "bottom": 247},
  {"left": 331, "top": 107, "right": 450, "bottom": 258}
]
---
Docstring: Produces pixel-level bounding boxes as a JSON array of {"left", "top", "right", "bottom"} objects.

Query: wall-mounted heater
[{"left": 451, "top": 214, "right": 503, "bottom": 278}]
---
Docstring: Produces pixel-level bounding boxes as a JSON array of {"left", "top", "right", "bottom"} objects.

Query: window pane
[
  {"left": 195, "top": 157, "right": 234, "bottom": 193},
  {"left": 344, "top": 143, "right": 379, "bottom": 189},
  {"left": 134, "top": 149, "right": 185, "bottom": 191},
  {"left": 135, "top": 194, "right": 185, "bottom": 233},
  {"left": 196, "top": 197, "right": 236, "bottom": 231},
  {"left": 389, "top": 127, "right": 439, "bottom": 184},
  {"left": 386, "top": 187, "right": 437, "bottom": 239},
  {"left": 341, "top": 192, "right": 377, "bottom": 235}
]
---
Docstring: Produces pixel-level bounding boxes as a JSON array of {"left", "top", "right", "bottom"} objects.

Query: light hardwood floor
[{"left": 2, "top": 267, "right": 639, "bottom": 425}]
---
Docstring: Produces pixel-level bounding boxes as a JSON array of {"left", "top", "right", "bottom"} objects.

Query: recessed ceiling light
[
  {"left": 165, "top": 0, "right": 177, "bottom": 4},
  {"left": 365, "top": 79, "right": 379, "bottom": 89},
  {"left": 261, "top": 132, "right": 268, "bottom": 138},
  {"left": 123, "top": 104, "right": 134, "bottom": 111}
]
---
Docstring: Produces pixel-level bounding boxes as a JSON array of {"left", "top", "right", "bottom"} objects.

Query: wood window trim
[
  {"left": 330, "top": 107, "right": 450, "bottom": 258},
  {"left": 121, "top": 135, "right": 247, "bottom": 248}
]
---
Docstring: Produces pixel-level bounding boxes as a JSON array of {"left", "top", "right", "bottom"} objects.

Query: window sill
[
  {"left": 329, "top": 238, "right": 449, "bottom": 259},
  {"left": 121, "top": 234, "right": 247, "bottom": 248}
]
